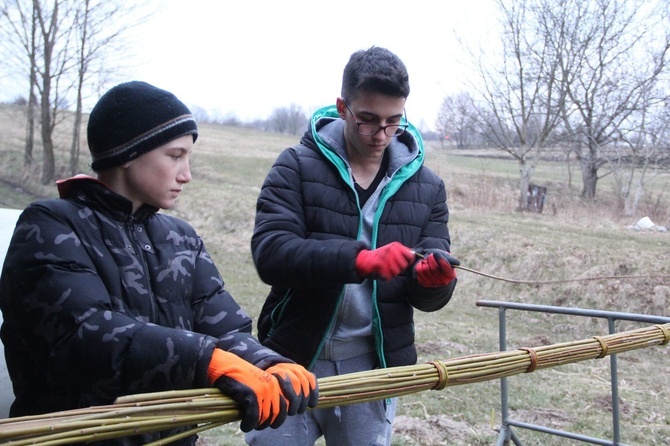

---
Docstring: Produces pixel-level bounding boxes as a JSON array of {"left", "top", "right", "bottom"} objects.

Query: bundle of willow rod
[{"left": 1, "top": 323, "right": 668, "bottom": 446}]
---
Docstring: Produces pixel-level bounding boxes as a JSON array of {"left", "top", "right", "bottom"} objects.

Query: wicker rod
[{"left": 0, "top": 323, "right": 667, "bottom": 445}]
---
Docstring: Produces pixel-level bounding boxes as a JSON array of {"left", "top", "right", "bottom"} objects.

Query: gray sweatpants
[{"left": 245, "top": 353, "right": 396, "bottom": 446}]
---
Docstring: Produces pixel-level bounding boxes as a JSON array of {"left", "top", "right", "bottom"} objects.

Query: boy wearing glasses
[{"left": 247, "top": 46, "right": 458, "bottom": 446}]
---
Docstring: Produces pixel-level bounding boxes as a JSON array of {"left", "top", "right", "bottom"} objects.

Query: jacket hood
[
  {"left": 307, "top": 105, "right": 424, "bottom": 157},
  {"left": 304, "top": 105, "right": 425, "bottom": 188}
]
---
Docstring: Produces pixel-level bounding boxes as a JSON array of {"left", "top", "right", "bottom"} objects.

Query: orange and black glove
[
  {"left": 355, "top": 242, "right": 415, "bottom": 281},
  {"left": 413, "top": 249, "right": 459, "bottom": 288},
  {"left": 265, "top": 363, "right": 319, "bottom": 415},
  {"left": 208, "top": 348, "right": 287, "bottom": 432}
]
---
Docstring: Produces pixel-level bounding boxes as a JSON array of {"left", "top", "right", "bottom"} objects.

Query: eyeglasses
[{"left": 342, "top": 100, "right": 408, "bottom": 137}]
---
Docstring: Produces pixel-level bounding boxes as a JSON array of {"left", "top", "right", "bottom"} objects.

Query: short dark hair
[{"left": 341, "top": 46, "right": 410, "bottom": 102}]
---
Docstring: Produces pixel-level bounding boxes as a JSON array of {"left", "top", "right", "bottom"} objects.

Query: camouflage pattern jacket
[{"left": 0, "top": 176, "right": 284, "bottom": 444}]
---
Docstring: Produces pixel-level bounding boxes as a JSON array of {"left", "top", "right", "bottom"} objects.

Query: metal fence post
[{"left": 477, "top": 300, "right": 670, "bottom": 445}]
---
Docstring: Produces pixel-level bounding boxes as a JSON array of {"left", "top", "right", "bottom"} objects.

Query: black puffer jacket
[
  {"left": 251, "top": 106, "right": 456, "bottom": 370},
  {"left": 0, "top": 176, "right": 286, "bottom": 445}
]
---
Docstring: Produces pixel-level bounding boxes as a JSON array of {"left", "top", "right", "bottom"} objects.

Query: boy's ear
[{"left": 335, "top": 97, "right": 347, "bottom": 119}]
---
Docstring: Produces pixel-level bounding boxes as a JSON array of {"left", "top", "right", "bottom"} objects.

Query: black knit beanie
[{"left": 87, "top": 81, "right": 198, "bottom": 172}]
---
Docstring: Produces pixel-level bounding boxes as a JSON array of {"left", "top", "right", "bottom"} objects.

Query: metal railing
[{"left": 475, "top": 300, "right": 670, "bottom": 446}]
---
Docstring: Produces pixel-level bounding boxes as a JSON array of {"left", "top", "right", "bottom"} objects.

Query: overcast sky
[
  {"left": 0, "top": 1, "right": 496, "bottom": 131},
  {"left": 124, "top": 0, "right": 495, "bottom": 131}
]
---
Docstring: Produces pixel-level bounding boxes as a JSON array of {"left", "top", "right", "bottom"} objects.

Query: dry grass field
[{"left": 1, "top": 104, "right": 669, "bottom": 445}]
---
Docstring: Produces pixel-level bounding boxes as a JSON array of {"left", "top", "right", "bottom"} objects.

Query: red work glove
[
  {"left": 208, "top": 348, "right": 287, "bottom": 432},
  {"left": 413, "top": 249, "right": 459, "bottom": 288},
  {"left": 355, "top": 242, "right": 415, "bottom": 281},
  {"left": 265, "top": 363, "right": 319, "bottom": 415}
]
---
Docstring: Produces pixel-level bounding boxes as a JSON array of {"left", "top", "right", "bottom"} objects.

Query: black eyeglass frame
[{"left": 342, "top": 100, "right": 409, "bottom": 137}]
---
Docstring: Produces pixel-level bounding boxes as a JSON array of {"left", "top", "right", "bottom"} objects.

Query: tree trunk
[
  {"left": 40, "top": 70, "right": 55, "bottom": 184},
  {"left": 564, "top": 150, "right": 572, "bottom": 189},
  {"left": 40, "top": 96, "right": 55, "bottom": 185},
  {"left": 580, "top": 160, "right": 598, "bottom": 200},
  {"left": 517, "top": 161, "right": 533, "bottom": 211},
  {"left": 24, "top": 4, "right": 38, "bottom": 166},
  {"left": 24, "top": 84, "right": 36, "bottom": 166},
  {"left": 69, "top": 93, "right": 83, "bottom": 176},
  {"left": 36, "top": 0, "right": 57, "bottom": 185}
]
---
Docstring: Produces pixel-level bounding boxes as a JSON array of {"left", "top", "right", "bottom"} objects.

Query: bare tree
[
  {"left": 612, "top": 89, "right": 670, "bottom": 216},
  {"left": 3, "top": 0, "right": 80, "bottom": 184},
  {"left": 464, "top": 0, "right": 565, "bottom": 210},
  {"left": 69, "top": 0, "right": 93, "bottom": 176},
  {"left": 2, "top": 0, "right": 151, "bottom": 182},
  {"left": 68, "top": 0, "right": 141, "bottom": 176},
  {"left": 25, "top": 6, "right": 38, "bottom": 166},
  {"left": 435, "top": 92, "right": 478, "bottom": 149},
  {"left": 1, "top": 0, "right": 39, "bottom": 165},
  {"left": 269, "top": 104, "right": 308, "bottom": 136},
  {"left": 34, "top": 0, "right": 76, "bottom": 184},
  {"left": 547, "top": 0, "right": 670, "bottom": 200}
]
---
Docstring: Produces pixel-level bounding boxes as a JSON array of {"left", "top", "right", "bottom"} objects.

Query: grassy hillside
[{"left": 1, "top": 105, "right": 669, "bottom": 445}]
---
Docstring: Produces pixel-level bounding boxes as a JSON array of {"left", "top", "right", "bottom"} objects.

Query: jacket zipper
[
  {"left": 267, "top": 289, "right": 293, "bottom": 338},
  {"left": 126, "top": 217, "right": 157, "bottom": 321},
  {"left": 309, "top": 182, "right": 375, "bottom": 370},
  {"left": 308, "top": 116, "right": 422, "bottom": 370}
]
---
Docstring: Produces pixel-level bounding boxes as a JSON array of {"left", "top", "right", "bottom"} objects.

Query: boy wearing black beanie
[{"left": 0, "top": 81, "right": 318, "bottom": 444}]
